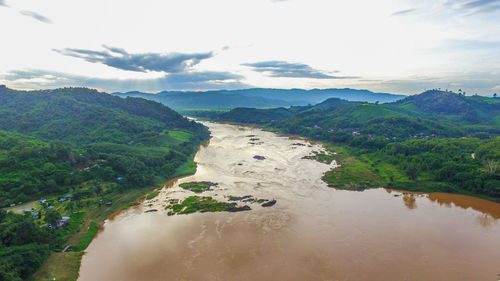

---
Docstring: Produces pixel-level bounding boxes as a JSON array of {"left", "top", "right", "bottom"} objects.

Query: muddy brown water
[{"left": 78, "top": 122, "right": 500, "bottom": 281}]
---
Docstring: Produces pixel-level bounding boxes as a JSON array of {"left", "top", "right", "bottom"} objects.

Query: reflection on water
[
  {"left": 79, "top": 122, "right": 500, "bottom": 281},
  {"left": 428, "top": 192, "right": 500, "bottom": 219},
  {"left": 403, "top": 194, "right": 417, "bottom": 209}
]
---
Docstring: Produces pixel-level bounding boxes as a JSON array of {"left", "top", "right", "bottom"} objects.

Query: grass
[
  {"left": 322, "top": 147, "right": 389, "bottom": 190},
  {"left": 32, "top": 252, "right": 83, "bottom": 281},
  {"left": 179, "top": 181, "right": 215, "bottom": 193},
  {"left": 314, "top": 151, "right": 336, "bottom": 164},
  {"left": 168, "top": 130, "right": 193, "bottom": 141},
  {"left": 173, "top": 158, "right": 197, "bottom": 177},
  {"left": 145, "top": 190, "right": 160, "bottom": 200},
  {"left": 166, "top": 196, "right": 238, "bottom": 215},
  {"left": 68, "top": 222, "right": 100, "bottom": 252},
  {"left": 323, "top": 157, "right": 383, "bottom": 190}
]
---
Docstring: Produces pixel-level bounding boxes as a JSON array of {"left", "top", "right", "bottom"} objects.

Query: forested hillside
[
  {"left": 0, "top": 86, "right": 209, "bottom": 280},
  {"left": 206, "top": 90, "right": 500, "bottom": 199}
]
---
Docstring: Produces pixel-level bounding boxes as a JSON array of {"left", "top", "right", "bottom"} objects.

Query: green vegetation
[
  {"left": 0, "top": 86, "right": 209, "bottom": 280},
  {"left": 0, "top": 210, "right": 52, "bottom": 281},
  {"left": 31, "top": 252, "right": 83, "bottom": 281},
  {"left": 68, "top": 222, "right": 99, "bottom": 252},
  {"left": 179, "top": 181, "right": 216, "bottom": 193},
  {"left": 145, "top": 190, "right": 160, "bottom": 200},
  {"left": 166, "top": 196, "right": 247, "bottom": 215},
  {"left": 0, "top": 86, "right": 209, "bottom": 207},
  {"left": 204, "top": 90, "right": 500, "bottom": 200},
  {"left": 323, "top": 137, "right": 500, "bottom": 198}
]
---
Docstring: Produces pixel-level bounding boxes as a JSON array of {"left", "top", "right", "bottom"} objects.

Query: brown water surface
[{"left": 79, "top": 122, "right": 500, "bottom": 281}]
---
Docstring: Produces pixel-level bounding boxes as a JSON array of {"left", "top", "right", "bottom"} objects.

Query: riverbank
[
  {"left": 199, "top": 119, "right": 499, "bottom": 202},
  {"left": 320, "top": 144, "right": 500, "bottom": 202},
  {"left": 77, "top": 121, "right": 500, "bottom": 281},
  {"left": 31, "top": 150, "right": 205, "bottom": 281}
]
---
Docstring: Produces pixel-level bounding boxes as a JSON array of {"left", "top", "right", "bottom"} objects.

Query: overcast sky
[{"left": 1, "top": 0, "right": 500, "bottom": 95}]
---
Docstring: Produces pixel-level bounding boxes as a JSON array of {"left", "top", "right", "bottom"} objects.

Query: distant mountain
[
  {"left": 227, "top": 88, "right": 405, "bottom": 104},
  {"left": 212, "top": 90, "right": 500, "bottom": 139},
  {"left": 112, "top": 88, "right": 405, "bottom": 109}
]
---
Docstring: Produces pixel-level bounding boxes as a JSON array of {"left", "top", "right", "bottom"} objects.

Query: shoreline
[
  {"left": 202, "top": 119, "right": 500, "bottom": 203},
  {"left": 32, "top": 136, "right": 210, "bottom": 281}
]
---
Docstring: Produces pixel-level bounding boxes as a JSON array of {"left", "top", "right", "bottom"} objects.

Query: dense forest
[
  {"left": 202, "top": 90, "right": 500, "bottom": 200},
  {"left": 0, "top": 86, "right": 210, "bottom": 280}
]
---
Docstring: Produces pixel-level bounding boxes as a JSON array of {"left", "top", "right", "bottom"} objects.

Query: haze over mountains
[{"left": 113, "top": 88, "right": 406, "bottom": 109}]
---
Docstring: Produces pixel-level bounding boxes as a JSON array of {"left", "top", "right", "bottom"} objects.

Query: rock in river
[{"left": 261, "top": 200, "right": 276, "bottom": 207}]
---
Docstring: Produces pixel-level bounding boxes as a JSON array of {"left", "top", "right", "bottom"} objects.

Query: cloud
[
  {"left": 391, "top": 8, "right": 418, "bottom": 16},
  {"left": 461, "top": 0, "right": 500, "bottom": 9},
  {"left": 447, "top": 0, "right": 500, "bottom": 14},
  {"left": 1, "top": 69, "right": 246, "bottom": 92},
  {"left": 242, "top": 61, "right": 357, "bottom": 79},
  {"left": 54, "top": 46, "right": 213, "bottom": 73},
  {"left": 19, "top": 11, "right": 52, "bottom": 23},
  {"left": 0, "top": 0, "right": 7, "bottom": 7},
  {"left": 392, "top": 0, "right": 500, "bottom": 17}
]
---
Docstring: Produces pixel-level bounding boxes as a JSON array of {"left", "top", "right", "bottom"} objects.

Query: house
[
  {"left": 58, "top": 217, "right": 70, "bottom": 228},
  {"left": 65, "top": 194, "right": 72, "bottom": 198},
  {"left": 352, "top": 131, "right": 361, "bottom": 136},
  {"left": 59, "top": 198, "right": 66, "bottom": 203},
  {"left": 49, "top": 217, "right": 70, "bottom": 229}
]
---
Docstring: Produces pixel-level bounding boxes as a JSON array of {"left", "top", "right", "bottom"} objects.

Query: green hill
[
  {"left": 0, "top": 86, "right": 210, "bottom": 280},
  {"left": 0, "top": 86, "right": 209, "bottom": 206},
  {"left": 215, "top": 90, "right": 499, "bottom": 140},
  {"left": 392, "top": 90, "right": 500, "bottom": 124}
]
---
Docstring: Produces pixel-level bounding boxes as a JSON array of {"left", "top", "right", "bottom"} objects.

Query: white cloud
[{"left": 1, "top": 0, "right": 500, "bottom": 95}]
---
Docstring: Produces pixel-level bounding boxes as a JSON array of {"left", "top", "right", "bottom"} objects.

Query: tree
[
  {"left": 406, "top": 163, "right": 419, "bottom": 180},
  {"left": 494, "top": 93, "right": 497, "bottom": 98},
  {"left": 44, "top": 209, "right": 61, "bottom": 228},
  {"left": 484, "top": 159, "right": 498, "bottom": 175},
  {"left": 65, "top": 201, "right": 76, "bottom": 213}
]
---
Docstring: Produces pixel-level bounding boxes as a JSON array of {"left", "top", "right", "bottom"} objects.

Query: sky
[{"left": 1, "top": 0, "right": 500, "bottom": 95}]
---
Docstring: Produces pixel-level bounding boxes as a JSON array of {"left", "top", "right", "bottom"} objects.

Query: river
[{"left": 78, "top": 122, "right": 500, "bottom": 281}]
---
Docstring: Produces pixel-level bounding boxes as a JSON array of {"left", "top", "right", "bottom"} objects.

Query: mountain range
[{"left": 113, "top": 88, "right": 406, "bottom": 109}]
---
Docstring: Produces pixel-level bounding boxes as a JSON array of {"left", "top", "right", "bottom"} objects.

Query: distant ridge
[
  {"left": 208, "top": 89, "right": 500, "bottom": 139},
  {"left": 113, "top": 88, "right": 406, "bottom": 109}
]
